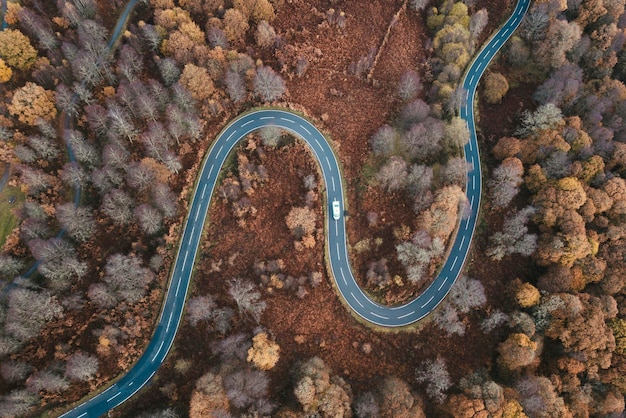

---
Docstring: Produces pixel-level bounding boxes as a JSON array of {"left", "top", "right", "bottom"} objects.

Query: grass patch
[{"left": 0, "top": 185, "right": 24, "bottom": 248}]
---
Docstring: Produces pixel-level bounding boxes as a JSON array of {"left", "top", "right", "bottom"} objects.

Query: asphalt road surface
[{"left": 60, "top": 0, "right": 529, "bottom": 414}]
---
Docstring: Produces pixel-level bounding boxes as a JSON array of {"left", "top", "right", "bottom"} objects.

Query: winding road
[{"left": 60, "top": 0, "right": 530, "bottom": 415}]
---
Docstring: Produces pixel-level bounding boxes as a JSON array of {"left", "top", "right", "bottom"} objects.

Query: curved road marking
[{"left": 61, "top": 0, "right": 530, "bottom": 415}]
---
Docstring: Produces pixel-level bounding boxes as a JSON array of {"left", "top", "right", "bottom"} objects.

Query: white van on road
[{"left": 332, "top": 199, "right": 341, "bottom": 220}]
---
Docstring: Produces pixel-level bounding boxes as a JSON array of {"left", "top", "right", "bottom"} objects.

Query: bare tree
[
  {"left": 28, "top": 134, "right": 59, "bottom": 161},
  {"left": 157, "top": 58, "right": 180, "bottom": 87},
  {"left": 101, "top": 253, "right": 155, "bottom": 304},
  {"left": 134, "top": 204, "right": 163, "bottom": 235},
  {"left": 107, "top": 102, "right": 138, "bottom": 142},
  {"left": 488, "top": 206, "right": 538, "bottom": 260},
  {"left": 447, "top": 275, "right": 486, "bottom": 313},
  {"left": 66, "top": 130, "right": 99, "bottom": 167},
  {"left": 255, "top": 20, "right": 276, "bottom": 48},
  {"left": 65, "top": 352, "right": 99, "bottom": 382},
  {"left": 397, "top": 70, "right": 423, "bottom": 101},
  {"left": 409, "top": 0, "right": 430, "bottom": 11},
  {"left": 26, "top": 370, "right": 69, "bottom": 393},
  {"left": 259, "top": 126, "right": 281, "bottom": 147},
  {"left": 488, "top": 157, "right": 524, "bottom": 208},
  {"left": 469, "top": 9, "right": 488, "bottom": 39},
  {"left": 5, "top": 288, "right": 63, "bottom": 342},
  {"left": 60, "top": 162, "right": 88, "bottom": 189},
  {"left": 55, "top": 84, "right": 79, "bottom": 117},
  {"left": 1, "top": 361, "right": 32, "bottom": 384},
  {"left": 56, "top": 203, "right": 96, "bottom": 243},
  {"left": 102, "top": 142, "right": 130, "bottom": 168},
  {"left": 225, "top": 70, "right": 247, "bottom": 103},
  {"left": 253, "top": 66, "right": 286, "bottom": 102},
  {"left": 376, "top": 156, "right": 408, "bottom": 192},
  {"left": 29, "top": 238, "right": 87, "bottom": 290},
  {"left": 102, "top": 189, "right": 134, "bottom": 225},
  {"left": 207, "top": 27, "right": 229, "bottom": 49},
  {"left": 0, "top": 255, "right": 25, "bottom": 278},
  {"left": 223, "top": 369, "right": 270, "bottom": 411},
  {"left": 0, "top": 389, "right": 39, "bottom": 417},
  {"left": 126, "top": 162, "right": 155, "bottom": 192},
  {"left": 19, "top": 166, "right": 51, "bottom": 194},
  {"left": 187, "top": 295, "right": 217, "bottom": 326},
  {"left": 370, "top": 125, "right": 396, "bottom": 157},
  {"left": 152, "top": 183, "right": 178, "bottom": 218},
  {"left": 228, "top": 280, "right": 266, "bottom": 322},
  {"left": 415, "top": 357, "right": 452, "bottom": 404}
]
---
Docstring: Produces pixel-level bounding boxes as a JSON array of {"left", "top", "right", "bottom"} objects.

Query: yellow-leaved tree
[
  {"left": 0, "top": 59, "right": 12, "bottom": 83},
  {"left": 8, "top": 82, "right": 57, "bottom": 126},
  {"left": 247, "top": 332, "right": 280, "bottom": 370},
  {"left": 0, "top": 29, "right": 38, "bottom": 71}
]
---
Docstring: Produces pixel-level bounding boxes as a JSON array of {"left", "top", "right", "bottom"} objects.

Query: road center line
[
  {"left": 166, "top": 311, "right": 174, "bottom": 333},
  {"left": 421, "top": 295, "right": 435, "bottom": 308},
  {"left": 175, "top": 278, "right": 182, "bottom": 297},
  {"left": 438, "top": 277, "right": 448, "bottom": 291},
  {"left": 451, "top": 256, "right": 459, "bottom": 270},
  {"left": 280, "top": 117, "right": 295, "bottom": 123},
  {"left": 460, "top": 235, "right": 466, "bottom": 248},
  {"left": 340, "top": 268, "right": 347, "bottom": 285},
  {"left": 260, "top": 116, "right": 274, "bottom": 120},
  {"left": 325, "top": 156, "right": 332, "bottom": 170},
  {"left": 152, "top": 340, "right": 165, "bottom": 361},
  {"left": 336, "top": 242, "right": 341, "bottom": 261},
  {"left": 370, "top": 312, "right": 389, "bottom": 320},
  {"left": 331, "top": 177, "right": 336, "bottom": 191},
  {"left": 398, "top": 311, "right": 415, "bottom": 319},
  {"left": 299, "top": 124, "right": 312, "bottom": 136},
  {"left": 351, "top": 292, "right": 364, "bottom": 307},
  {"left": 107, "top": 392, "right": 121, "bottom": 403},
  {"left": 242, "top": 119, "right": 254, "bottom": 127},
  {"left": 201, "top": 183, "right": 207, "bottom": 199}
]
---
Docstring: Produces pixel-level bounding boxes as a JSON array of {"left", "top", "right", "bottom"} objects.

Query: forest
[{"left": 0, "top": 0, "right": 625, "bottom": 416}]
